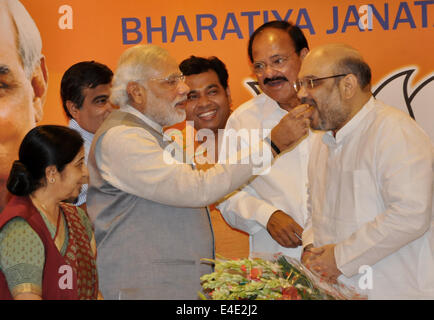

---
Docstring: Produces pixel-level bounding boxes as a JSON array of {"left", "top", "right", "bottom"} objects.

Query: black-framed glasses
[{"left": 293, "top": 74, "right": 348, "bottom": 92}]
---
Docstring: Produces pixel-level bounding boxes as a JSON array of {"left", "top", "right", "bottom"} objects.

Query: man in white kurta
[
  {"left": 218, "top": 93, "right": 319, "bottom": 259},
  {"left": 299, "top": 44, "right": 434, "bottom": 299},
  {"left": 218, "top": 21, "right": 315, "bottom": 259}
]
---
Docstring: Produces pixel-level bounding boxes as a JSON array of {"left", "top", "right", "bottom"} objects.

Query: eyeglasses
[
  {"left": 149, "top": 73, "right": 185, "bottom": 88},
  {"left": 293, "top": 74, "right": 348, "bottom": 92},
  {"left": 252, "top": 55, "right": 291, "bottom": 75}
]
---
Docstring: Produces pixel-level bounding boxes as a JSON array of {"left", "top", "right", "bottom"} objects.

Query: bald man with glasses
[{"left": 298, "top": 43, "right": 433, "bottom": 299}]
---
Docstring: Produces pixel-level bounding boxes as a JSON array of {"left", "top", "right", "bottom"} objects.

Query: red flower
[
  {"left": 282, "top": 287, "right": 301, "bottom": 300},
  {"left": 250, "top": 268, "right": 262, "bottom": 280}
]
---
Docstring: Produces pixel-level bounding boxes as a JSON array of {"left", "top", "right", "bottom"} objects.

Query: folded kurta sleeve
[{"left": 217, "top": 185, "right": 278, "bottom": 234}]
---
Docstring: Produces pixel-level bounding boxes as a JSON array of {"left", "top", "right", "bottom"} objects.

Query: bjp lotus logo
[{"left": 373, "top": 68, "right": 434, "bottom": 142}]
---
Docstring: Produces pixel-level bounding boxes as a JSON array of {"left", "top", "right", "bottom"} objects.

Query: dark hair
[
  {"left": 61, "top": 61, "right": 113, "bottom": 118},
  {"left": 335, "top": 57, "right": 372, "bottom": 90},
  {"left": 7, "top": 125, "right": 84, "bottom": 196},
  {"left": 179, "top": 56, "right": 229, "bottom": 90},
  {"left": 248, "top": 20, "right": 309, "bottom": 62}
]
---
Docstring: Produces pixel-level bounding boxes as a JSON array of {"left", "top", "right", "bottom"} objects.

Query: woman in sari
[{"left": 0, "top": 125, "right": 101, "bottom": 299}]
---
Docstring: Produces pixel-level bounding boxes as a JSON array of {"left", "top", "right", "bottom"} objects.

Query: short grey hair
[
  {"left": 5, "top": 0, "right": 43, "bottom": 79},
  {"left": 110, "top": 44, "right": 171, "bottom": 108},
  {"left": 334, "top": 57, "right": 372, "bottom": 90}
]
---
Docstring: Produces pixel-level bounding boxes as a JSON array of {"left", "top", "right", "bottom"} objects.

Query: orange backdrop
[
  {"left": 21, "top": 0, "right": 434, "bottom": 133},
  {"left": 17, "top": 0, "right": 434, "bottom": 259}
]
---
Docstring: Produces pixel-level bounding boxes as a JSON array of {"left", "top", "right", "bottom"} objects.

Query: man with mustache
[
  {"left": 218, "top": 20, "right": 318, "bottom": 260},
  {"left": 86, "top": 44, "right": 312, "bottom": 299},
  {"left": 298, "top": 44, "right": 433, "bottom": 298}
]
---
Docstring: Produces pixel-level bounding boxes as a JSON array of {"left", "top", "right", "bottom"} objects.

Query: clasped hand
[{"left": 301, "top": 244, "right": 342, "bottom": 284}]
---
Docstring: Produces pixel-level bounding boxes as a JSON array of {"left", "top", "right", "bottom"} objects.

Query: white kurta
[
  {"left": 303, "top": 97, "right": 434, "bottom": 299},
  {"left": 217, "top": 93, "right": 320, "bottom": 259}
]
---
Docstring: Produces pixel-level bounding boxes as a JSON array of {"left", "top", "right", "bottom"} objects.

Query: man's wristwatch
[
  {"left": 265, "top": 136, "right": 281, "bottom": 155},
  {"left": 270, "top": 140, "right": 281, "bottom": 155}
]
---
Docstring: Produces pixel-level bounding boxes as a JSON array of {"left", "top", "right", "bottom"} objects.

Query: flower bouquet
[{"left": 199, "top": 253, "right": 366, "bottom": 300}]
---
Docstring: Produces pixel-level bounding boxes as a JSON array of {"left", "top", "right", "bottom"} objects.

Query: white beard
[{"left": 145, "top": 90, "right": 186, "bottom": 127}]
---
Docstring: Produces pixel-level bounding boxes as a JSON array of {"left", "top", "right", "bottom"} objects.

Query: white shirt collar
[
  {"left": 68, "top": 118, "right": 94, "bottom": 142},
  {"left": 323, "top": 96, "right": 376, "bottom": 147},
  {"left": 262, "top": 93, "right": 289, "bottom": 119}
]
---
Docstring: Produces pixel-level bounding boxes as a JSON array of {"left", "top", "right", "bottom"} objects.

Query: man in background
[
  {"left": 60, "top": 61, "right": 114, "bottom": 209},
  {"left": 0, "top": 0, "right": 48, "bottom": 212},
  {"left": 180, "top": 55, "right": 231, "bottom": 164},
  {"left": 180, "top": 55, "right": 248, "bottom": 258},
  {"left": 218, "top": 20, "right": 317, "bottom": 260}
]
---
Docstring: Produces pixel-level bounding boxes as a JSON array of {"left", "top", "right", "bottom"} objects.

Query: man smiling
[
  {"left": 180, "top": 55, "right": 232, "bottom": 162},
  {"left": 218, "top": 20, "right": 317, "bottom": 260},
  {"left": 181, "top": 56, "right": 231, "bottom": 136},
  {"left": 180, "top": 55, "right": 249, "bottom": 258}
]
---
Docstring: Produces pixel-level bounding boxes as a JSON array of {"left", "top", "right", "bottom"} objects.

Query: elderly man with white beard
[{"left": 86, "top": 44, "right": 313, "bottom": 299}]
